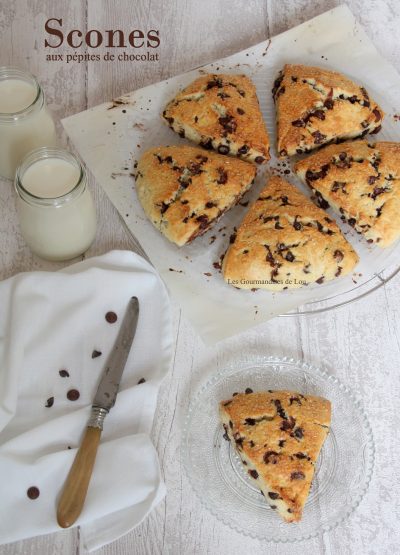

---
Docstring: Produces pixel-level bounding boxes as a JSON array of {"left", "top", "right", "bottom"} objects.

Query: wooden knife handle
[{"left": 57, "top": 426, "right": 101, "bottom": 528}]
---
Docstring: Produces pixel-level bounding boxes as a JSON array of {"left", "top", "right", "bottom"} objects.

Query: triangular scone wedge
[
  {"left": 162, "top": 74, "right": 270, "bottom": 164},
  {"left": 272, "top": 64, "right": 384, "bottom": 157},
  {"left": 295, "top": 141, "right": 400, "bottom": 247},
  {"left": 219, "top": 390, "right": 331, "bottom": 522},
  {"left": 222, "top": 176, "right": 358, "bottom": 290},
  {"left": 135, "top": 145, "right": 256, "bottom": 246}
]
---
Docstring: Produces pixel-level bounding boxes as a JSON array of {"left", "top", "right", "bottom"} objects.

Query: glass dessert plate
[{"left": 181, "top": 356, "right": 375, "bottom": 542}]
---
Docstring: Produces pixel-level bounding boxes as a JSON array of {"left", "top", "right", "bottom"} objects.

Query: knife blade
[{"left": 57, "top": 296, "right": 140, "bottom": 529}]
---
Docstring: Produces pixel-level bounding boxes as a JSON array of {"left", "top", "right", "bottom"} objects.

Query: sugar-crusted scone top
[
  {"left": 295, "top": 141, "right": 400, "bottom": 247},
  {"left": 222, "top": 176, "right": 359, "bottom": 291},
  {"left": 273, "top": 64, "right": 384, "bottom": 157},
  {"left": 162, "top": 74, "right": 270, "bottom": 164},
  {"left": 135, "top": 145, "right": 256, "bottom": 246}
]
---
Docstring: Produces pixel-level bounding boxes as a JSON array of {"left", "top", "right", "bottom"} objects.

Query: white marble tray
[{"left": 62, "top": 5, "right": 400, "bottom": 343}]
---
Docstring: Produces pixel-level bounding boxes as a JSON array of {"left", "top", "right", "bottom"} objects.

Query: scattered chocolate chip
[
  {"left": 278, "top": 440, "right": 286, "bottom": 448},
  {"left": 291, "top": 471, "right": 305, "bottom": 480},
  {"left": 91, "top": 350, "right": 102, "bottom": 359},
  {"left": 371, "top": 125, "right": 382, "bottom": 134},
  {"left": 368, "top": 175, "right": 378, "bottom": 185},
  {"left": 272, "top": 73, "right": 284, "bottom": 99},
  {"left": 316, "top": 276, "right": 324, "bottom": 284},
  {"left": 292, "top": 119, "right": 305, "bottom": 127},
  {"left": 248, "top": 469, "right": 259, "bottom": 479},
  {"left": 205, "top": 201, "right": 216, "bottom": 209},
  {"left": 219, "top": 115, "right": 237, "bottom": 134},
  {"left": 270, "top": 505, "right": 277, "bottom": 510},
  {"left": 310, "top": 109, "right": 325, "bottom": 120},
  {"left": 312, "top": 130, "right": 327, "bottom": 144},
  {"left": 373, "top": 108, "right": 382, "bottom": 122},
  {"left": 27, "top": 486, "right": 40, "bottom": 500},
  {"left": 232, "top": 392, "right": 239, "bottom": 396},
  {"left": 245, "top": 388, "right": 253, "bottom": 394},
  {"left": 105, "top": 311, "right": 118, "bottom": 324},
  {"left": 59, "top": 369, "right": 70, "bottom": 378},
  {"left": 206, "top": 78, "right": 223, "bottom": 89},
  {"left": 314, "top": 191, "right": 330, "bottom": 209},
  {"left": 237, "top": 107, "right": 245, "bottom": 115},
  {"left": 279, "top": 149, "right": 288, "bottom": 157},
  {"left": 45, "top": 397, "right": 54, "bottom": 408},
  {"left": 280, "top": 416, "right": 296, "bottom": 431},
  {"left": 294, "top": 452, "right": 308, "bottom": 459},
  {"left": 285, "top": 251, "right": 295, "bottom": 262},
  {"left": 324, "top": 98, "right": 334, "bottom": 110},
  {"left": 348, "top": 217, "right": 357, "bottom": 227},
  {"left": 289, "top": 396, "right": 301, "bottom": 405},
  {"left": 67, "top": 389, "right": 80, "bottom": 402},
  {"left": 138, "top": 378, "right": 146, "bottom": 384},
  {"left": 255, "top": 156, "right": 265, "bottom": 164},
  {"left": 200, "top": 138, "right": 213, "bottom": 150}
]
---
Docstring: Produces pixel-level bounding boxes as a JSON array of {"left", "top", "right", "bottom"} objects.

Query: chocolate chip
[
  {"left": 291, "top": 471, "right": 305, "bottom": 480},
  {"left": 324, "top": 98, "right": 334, "bottom": 110},
  {"left": 280, "top": 416, "right": 296, "bottom": 431},
  {"left": 217, "top": 145, "right": 230, "bottom": 155},
  {"left": 334, "top": 250, "right": 344, "bottom": 262},
  {"left": 310, "top": 109, "right": 325, "bottom": 120},
  {"left": 138, "top": 378, "right": 146, "bottom": 384},
  {"left": 237, "top": 107, "right": 245, "bottom": 115},
  {"left": 200, "top": 138, "right": 213, "bottom": 150},
  {"left": 294, "top": 452, "right": 308, "bottom": 459},
  {"left": 292, "top": 119, "right": 305, "bottom": 127},
  {"left": 238, "top": 145, "right": 249, "bottom": 155},
  {"left": 245, "top": 388, "right": 253, "bottom": 394},
  {"left": 264, "top": 450, "right": 279, "bottom": 464},
  {"left": 249, "top": 440, "right": 255, "bottom": 448},
  {"left": 348, "top": 218, "right": 357, "bottom": 227},
  {"left": 279, "top": 149, "right": 288, "bottom": 157},
  {"left": 105, "top": 311, "right": 118, "bottom": 323},
  {"left": 373, "top": 108, "right": 381, "bottom": 122},
  {"left": 255, "top": 156, "right": 265, "bottom": 164},
  {"left": 272, "top": 73, "right": 284, "bottom": 99},
  {"left": 216, "top": 167, "right": 228, "bottom": 184},
  {"left": 196, "top": 214, "right": 209, "bottom": 230},
  {"left": 278, "top": 439, "right": 286, "bottom": 447},
  {"left": 249, "top": 469, "right": 259, "bottom": 479},
  {"left": 314, "top": 191, "right": 330, "bottom": 209},
  {"left": 268, "top": 492, "right": 281, "bottom": 500},
  {"left": 293, "top": 427, "right": 304, "bottom": 439},
  {"left": 206, "top": 78, "right": 223, "bottom": 89},
  {"left": 312, "top": 130, "right": 327, "bottom": 144},
  {"left": 229, "top": 233, "right": 236, "bottom": 244},
  {"left": 361, "top": 120, "right": 369, "bottom": 129},
  {"left": 285, "top": 251, "right": 295, "bottom": 262},
  {"left": 316, "top": 277, "right": 324, "bottom": 284},
  {"left": 232, "top": 392, "right": 239, "bottom": 396},
  {"left": 289, "top": 396, "right": 301, "bottom": 405},
  {"left": 293, "top": 220, "right": 302, "bottom": 231},
  {"left": 219, "top": 115, "right": 237, "bottom": 134},
  {"left": 59, "top": 369, "right": 70, "bottom": 378},
  {"left": 229, "top": 420, "right": 233, "bottom": 429},
  {"left": 245, "top": 418, "right": 256, "bottom": 425},
  {"left": 45, "top": 397, "right": 54, "bottom": 408},
  {"left": 67, "top": 389, "right": 80, "bottom": 402},
  {"left": 371, "top": 125, "right": 382, "bottom": 134},
  {"left": 91, "top": 350, "right": 102, "bottom": 359},
  {"left": 335, "top": 267, "right": 342, "bottom": 277},
  {"left": 368, "top": 176, "right": 378, "bottom": 185},
  {"left": 205, "top": 201, "right": 216, "bottom": 209},
  {"left": 27, "top": 486, "right": 40, "bottom": 500}
]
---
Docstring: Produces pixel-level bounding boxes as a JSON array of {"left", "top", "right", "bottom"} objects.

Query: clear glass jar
[
  {"left": 15, "top": 147, "right": 97, "bottom": 261},
  {"left": 0, "top": 67, "right": 57, "bottom": 180}
]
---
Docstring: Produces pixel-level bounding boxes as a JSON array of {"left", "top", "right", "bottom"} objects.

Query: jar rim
[
  {"left": 15, "top": 147, "right": 87, "bottom": 207},
  {"left": 0, "top": 67, "right": 43, "bottom": 121}
]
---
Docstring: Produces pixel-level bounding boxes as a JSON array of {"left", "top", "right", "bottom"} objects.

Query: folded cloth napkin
[{"left": 0, "top": 250, "right": 173, "bottom": 552}]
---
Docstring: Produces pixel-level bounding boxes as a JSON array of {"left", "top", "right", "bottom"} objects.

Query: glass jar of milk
[
  {"left": 15, "top": 147, "right": 97, "bottom": 261},
  {"left": 0, "top": 67, "right": 57, "bottom": 179}
]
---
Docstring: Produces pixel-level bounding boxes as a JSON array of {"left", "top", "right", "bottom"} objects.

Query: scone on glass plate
[
  {"left": 294, "top": 141, "right": 400, "bottom": 248},
  {"left": 272, "top": 64, "right": 384, "bottom": 157},
  {"left": 222, "top": 176, "right": 359, "bottom": 291},
  {"left": 135, "top": 145, "right": 256, "bottom": 246},
  {"left": 219, "top": 390, "right": 331, "bottom": 523},
  {"left": 162, "top": 74, "right": 270, "bottom": 165}
]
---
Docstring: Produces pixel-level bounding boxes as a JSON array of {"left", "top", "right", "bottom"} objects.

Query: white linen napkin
[{"left": 0, "top": 250, "right": 173, "bottom": 552}]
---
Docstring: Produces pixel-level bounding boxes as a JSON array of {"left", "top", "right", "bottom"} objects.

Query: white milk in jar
[
  {"left": 15, "top": 147, "right": 97, "bottom": 261},
  {"left": 0, "top": 67, "right": 56, "bottom": 179}
]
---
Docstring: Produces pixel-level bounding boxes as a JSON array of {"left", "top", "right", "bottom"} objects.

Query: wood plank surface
[{"left": 0, "top": 1, "right": 399, "bottom": 554}]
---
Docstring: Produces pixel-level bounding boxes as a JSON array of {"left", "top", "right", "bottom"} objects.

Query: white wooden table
[{"left": 1, "top": 1, "right": 400, "bottom": 554}]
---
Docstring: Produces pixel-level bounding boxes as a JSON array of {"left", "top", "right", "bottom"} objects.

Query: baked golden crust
[
  {"left": 222, "top": 176, "right": 359, "bottom": 290},
  {"left": 295, "top": 141, "right": 400, "bottom": 247},
  {"left": 162, "top": 74, "right": 270, "bottom": 164},
  {"left": 219, "top": 390, "right": 331, "bottom": 522},
  {"left": 272, "top": 64, "right": 384, "bottom": 157},
  {"left": 135, "top": 145, "right": 256, "bottom": 246}
]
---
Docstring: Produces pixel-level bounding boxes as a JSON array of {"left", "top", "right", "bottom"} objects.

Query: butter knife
[{"left": 57, "top": 296, "right": 140, "bottom": 528}]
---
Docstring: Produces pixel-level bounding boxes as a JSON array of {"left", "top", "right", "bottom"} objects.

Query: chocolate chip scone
[
  {"left": 219, "top": 390, "right": 331, "bottom": 522},
  {"left": 135, "top": 145, "right": 256, "bottom": 246},
  {"left": 222, "top": 176, "right": 358, "bottom": 290},
  {"left": 162, "top": 74, "right": 270, "bottom": 164},
  {"left": 272, "top": 64, "right": 384, "bottom": 157},
  {"left": 295, "top": 141, "right": 400, "bottom": 247}
]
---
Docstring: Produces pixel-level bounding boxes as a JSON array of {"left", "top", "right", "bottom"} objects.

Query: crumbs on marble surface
[
  {"left": 169, "top": 268, "right": 183, "bottom": 273},
  {"left": 262, "top": 39, "right": 272, "bottom": 56},
  {"left": 133, "top": 122, "right": 146, "bottom": 130},
  {"left": 209, "top": 235, "right": 217, "bottom": 244},
  {"left": 108, "top": 98, "right": 133, "bottom": 110},
  {"left": 393, "top": 114, "right": 400, "bottom": 121}
]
